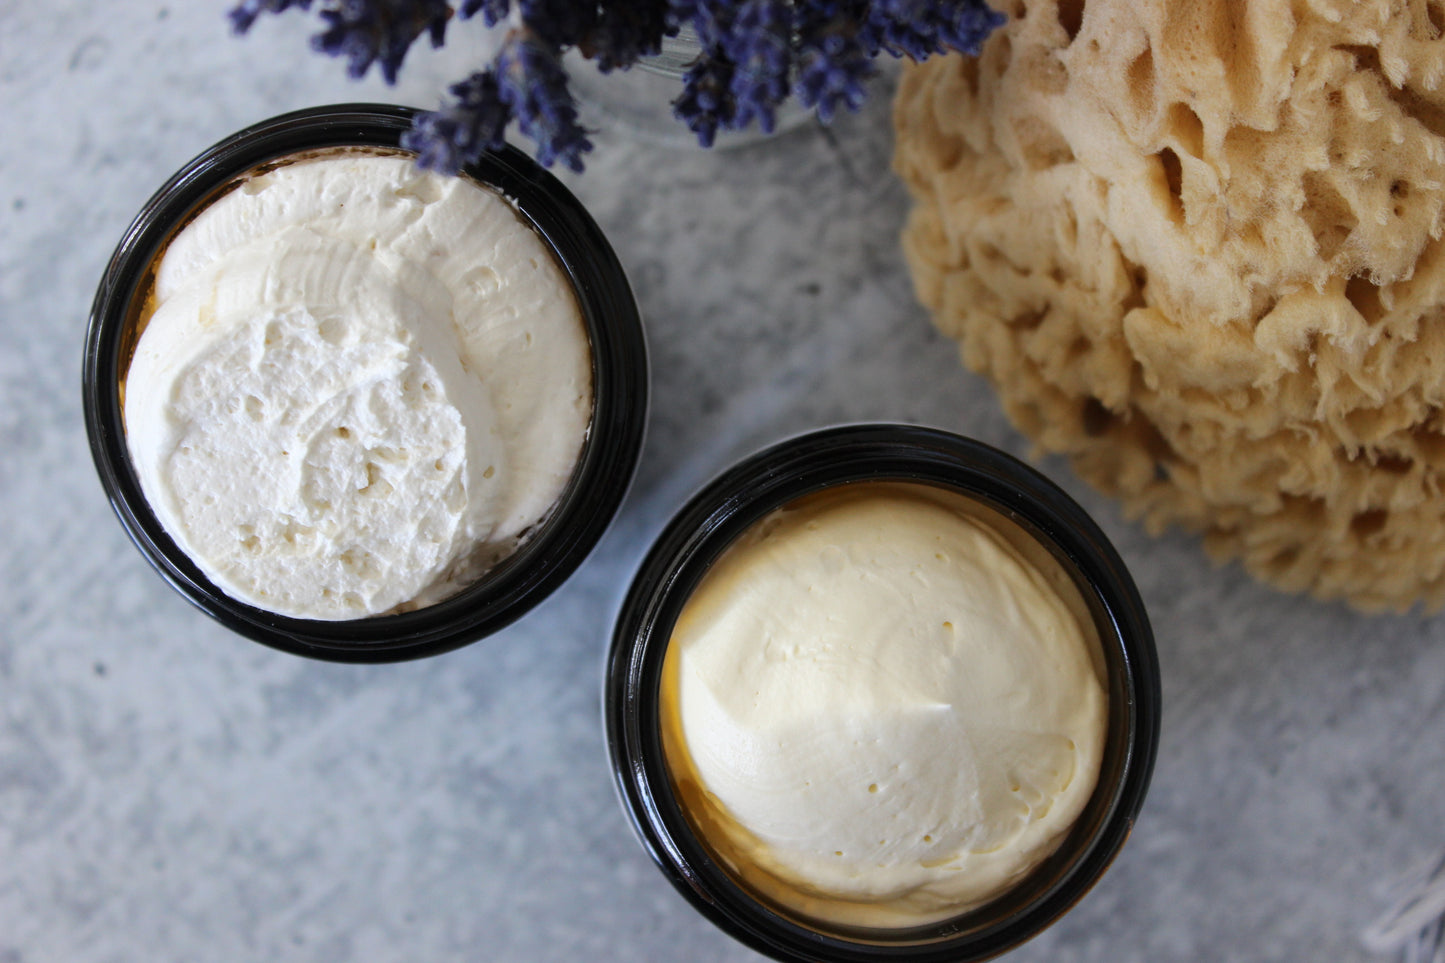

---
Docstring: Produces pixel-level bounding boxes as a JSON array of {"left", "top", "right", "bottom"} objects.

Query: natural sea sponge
[{"left": 894, "top": 0, "right": 1445, "bottom": 611}]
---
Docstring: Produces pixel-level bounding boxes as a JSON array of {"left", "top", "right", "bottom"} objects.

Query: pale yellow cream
[{"left": 660, "top": 482, "right": 1107, "bottom": 929}]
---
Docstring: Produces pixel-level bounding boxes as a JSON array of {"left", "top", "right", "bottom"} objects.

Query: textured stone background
[{"left": 1, "top": 3, "right": 1442, "bottom": 961}]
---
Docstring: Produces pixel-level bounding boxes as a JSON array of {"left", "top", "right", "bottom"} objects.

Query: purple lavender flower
[
  {"left": 458, "top": 0, "right": 509, "bottom": 24},
  {"left": 230, "top": 0, "right": 1006, "bottom": 171},
  {"left": 668, "top": 0, "right": 794, "bottom": 142},
  {"left": 513, "top": 0, "right": 598, "bottom": 48},
  {"left": 228, "top": 0, "right": 314, "bottom": 34},
  {"left": 860, "top": 0, "right": 1005, "bottom": 60},
  {"left": 668, "top": 0, "right": 735, "bottom": 44},
  {"left": 792, "top": 0, "right": 874, "bottom": 123},
  {"left": 403, "top": 69, "right": 512, "bottom": 172},
  {"left": 494, "top": 30, "right": 593, "bottom": 171},
  {"left": 311, "top": 0, "right": 452, "bottom": 84},
  {"left": 584, "top": 3, "right": 674, "bottom": 73},
  {"left": 674, "top": 48, "right": 736, "bottom": 148},
  {"left": 723, "top": 0, "right": 792, "bottom": 132}
]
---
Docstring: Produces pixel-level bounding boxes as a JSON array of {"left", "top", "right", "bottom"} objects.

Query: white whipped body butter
[
  {"left": 124, "top": 150, "right": 592, "bottom": 619},
  {"left": 660, "top": 482, "right": 1107, "bottom": 929}
]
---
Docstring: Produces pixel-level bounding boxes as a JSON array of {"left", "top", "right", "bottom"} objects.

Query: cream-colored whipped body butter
[
  {"left": 123, "top": 149, "right": 592, "bottom": 620},
  {"left": 660, "top": 481, "right": 1108, "bottom": 929},
  {"left": 608, "top": 426, "right": 1156, "bottom": 960}
]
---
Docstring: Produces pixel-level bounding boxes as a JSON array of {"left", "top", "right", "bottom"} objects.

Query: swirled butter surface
[
  {"left": 660, "top": 482, "right": 1107, "bottom": 928},
  {"left": 124, "top": 151, "right": 591, "bottom": 619}
]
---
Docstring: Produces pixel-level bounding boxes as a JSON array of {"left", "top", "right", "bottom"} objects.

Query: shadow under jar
[
  {"left": 83, "top": 104, "right": 648, "bottom": 663},
  {"left": 606, "top": 424, "right": 1160, "bottom": 962}
]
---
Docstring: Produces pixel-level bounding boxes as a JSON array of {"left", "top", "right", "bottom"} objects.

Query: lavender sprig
[
  {"left": 494, "top": 30, "right": 593, "bottom": 171},
  {"left": 792, "top": 0, "right": 873, "bottom": 124},
  {"left": 668, "top": 0, "right": 734, "bottom": 44},
  {"left": 722, "top": 0, "right": 792, "bottom": 133},
  {"left": 401, "top": 28, "right": 592, "bottom": 173},
  {"left": 860, "top": 0, "right": 1005, "bottom": 60},
  {"left": 313, "top": 0, "right": 451, "bottom": 83},
  {"left": 511, "top": 0, "right": 598, "bottom": 49},
  {"left": 674, "top": 47, "right": 737, "bottom": 148},
  {"left": 457, "top": 0, "right": 508, "bottom": 24},
  {"left": 228, "top": 0, "right": 1006, "bottom": 172},
  {"left": 583, "top": 4, "right": 673, "bottom": 73},
  {"left": 228, "top": 0, "right": 313, "bottom": 34},
  {"left": 401, "top": 69, "right": 511, "bottom": 171},
  {"left": 671, "top": 0, "right": 792, "bottom": 141}
]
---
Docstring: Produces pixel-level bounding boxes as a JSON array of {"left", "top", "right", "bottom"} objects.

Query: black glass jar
[
  {"left": 606, "top": 423, "right": 1159, "bottom": 962},
  {"left": 82, "top": 104, "right": 648, "bottom": 662}
]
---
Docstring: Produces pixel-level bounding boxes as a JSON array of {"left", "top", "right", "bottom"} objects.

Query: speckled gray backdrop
[{"left": 2, "top": 3, "right": 1443, "bottom": 962}]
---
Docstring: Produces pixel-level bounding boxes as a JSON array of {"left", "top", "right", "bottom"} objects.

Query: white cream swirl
[{"left": 125, "top": 151, "right": 591, "bottom": 619}]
